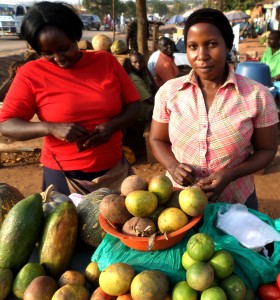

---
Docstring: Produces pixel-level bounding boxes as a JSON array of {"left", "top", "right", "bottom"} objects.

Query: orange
[
  {"left": 172, "top": 281, "right": 197, "bottom": 300},
  {"left": 157, "top": 207, "right": 188, "bottom": 234},
  {"left": 99, "top": 263, "right": 135, "bottom": 296},
  {"left": 208, "top": 250, "right": 234, "bottom": 279},
  {"left": 125, "top": 190, "right": 158, "bottom": 217},
  {"left": 148, "top": 175, "right": 173, "bottom": 205}
]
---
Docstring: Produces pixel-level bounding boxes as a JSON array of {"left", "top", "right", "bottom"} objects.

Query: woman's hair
[
  {"left": 184, "top": 8, "right": 234, "bottom": 50},
  {"left": 20, "top": 1, "right": 83, "bottom": 53},
  {"left": 276, "top": 6, "right": 280, "bottom": 20},
  {"left": 270, "top": 30, "right": 280, "bottom": 40}
]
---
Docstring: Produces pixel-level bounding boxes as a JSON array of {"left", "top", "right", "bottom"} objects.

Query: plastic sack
[
  {"left": 200, "top": 203, "right": 280, "bottom": 291},
  {"left": 91, "top": 232, "right": 194, "bottom": 286},
  {"left": 216, "top": 203, "right": 280, "bottom": 250}
]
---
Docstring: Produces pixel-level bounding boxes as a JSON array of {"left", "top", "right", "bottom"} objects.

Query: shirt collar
[{"left": 177, "top": 64, "right": 239, "bottom": 92}]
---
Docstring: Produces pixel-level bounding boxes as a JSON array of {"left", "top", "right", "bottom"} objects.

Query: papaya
[
  {"left": 0, "top": 193, "right": 43, "bottom": 271},
  {"left": 0, "top": 268, "right": 13, "bottom": 300},
  {"left": 13, "top": 262, "right": 46, "bottom": 299},
  {"left": 39, "top": 201, "right": 78, "bottom": 278}
]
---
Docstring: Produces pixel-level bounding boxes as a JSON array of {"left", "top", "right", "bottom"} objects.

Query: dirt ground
[{"left": 1, "top": 38, "right": 280, "bottom": 219}]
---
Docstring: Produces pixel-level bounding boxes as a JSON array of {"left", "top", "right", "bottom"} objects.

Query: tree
[
  {"left": 82, "top": 0, "right": 136, "bottom": 20},
  {"left": 203, "top": 0, "right": 259, "bottom": 11},
  {"left": 172, "top": 0, "right": 186, "bottom": 15},
  {"left": 150, "top": 1, "right": 169, "bottom": 17},
  {"left": 136, "top": 0, "right": 149, "bottom": 60}
]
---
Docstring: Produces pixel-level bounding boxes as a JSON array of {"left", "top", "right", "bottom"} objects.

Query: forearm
[
  {"left": 0, "top": 118, "right": 49, "bottom": 141},
  {"left": 108, "top": 101, "right": 141, "bottom": 132},
  {"left": 230, "top": 148, "right": 277, "bottom": 181},
  {"left": 272, "top": 73, "right": 280, "bottom": 81},
  {"left": 149, "top": 139, "right": 178, "bottom": 172}
]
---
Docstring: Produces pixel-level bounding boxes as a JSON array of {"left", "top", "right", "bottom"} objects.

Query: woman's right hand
[
  {"left": 47, "top": 122, "right": 89, "bottom": 142},
  {"left": 169, "top": 162, "right": 196, "bottom": 187}
]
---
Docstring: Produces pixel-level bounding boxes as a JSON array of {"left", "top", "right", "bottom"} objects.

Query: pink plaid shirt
[{"left": 153, "top": 68, "right": 279, "bottom": 204}]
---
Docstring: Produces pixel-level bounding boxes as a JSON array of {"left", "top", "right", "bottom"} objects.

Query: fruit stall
[{"left": 1, "top": 174, "right": 280, "bottom": 300}]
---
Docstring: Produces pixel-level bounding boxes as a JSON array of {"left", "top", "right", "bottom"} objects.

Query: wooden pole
[{"left": 112, "top": 0, "right": 115, "bottom": 41}]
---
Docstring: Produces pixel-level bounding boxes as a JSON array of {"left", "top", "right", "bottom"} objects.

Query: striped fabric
[{"left": 153, "top": 68, "right": 279, "bottom": 204}]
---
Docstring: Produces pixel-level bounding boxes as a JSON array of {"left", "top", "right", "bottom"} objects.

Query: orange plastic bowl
[{"left": 99, "top": 214, "right": 202, "bottom": 251}]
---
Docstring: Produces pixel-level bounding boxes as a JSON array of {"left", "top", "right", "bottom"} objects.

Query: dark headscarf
[{"left": 184, "top": 8, "right": 234, "bottom": 50}]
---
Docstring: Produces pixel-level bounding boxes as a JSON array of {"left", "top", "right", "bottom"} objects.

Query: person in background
[
  {"left": 154, "top": 37, "right": 179, "bottom": 88},
  {"left": 261, "top": 30, "right": 280, "bottom": 82},
  {"left": 126, "top": 18, "right": 138, "bottom": 51},
  {"left": 249, "top": 3, "right": 265, "bottom": 24},
  {"left": 0, "top": 1, "right": 140, "bottom": 195},
  {"left": 277, "top": 6, "right": 280, "bottom": 30},
  {"left": 120, "top": 12, "right": 125, "bottom": 33},
  {"left": 149, "top": 8, "right": 279, "bottom": 210},
  {"left": 126, "top": 18, "right": 149, "bottom": 52},
  {"left": 124, "top": 51, "right": 157, "bottom": 122},
  {"left": 147, "top": 48, "right": 160, "bottom": 77}
]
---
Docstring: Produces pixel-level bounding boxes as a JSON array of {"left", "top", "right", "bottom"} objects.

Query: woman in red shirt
[{"left": 0, "top": 2, "right": 140, "bottom": 194}]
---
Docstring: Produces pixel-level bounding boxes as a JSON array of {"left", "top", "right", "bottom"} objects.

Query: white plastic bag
[{"left": 216, "top": 204, "right": 280, "bottom": 250}]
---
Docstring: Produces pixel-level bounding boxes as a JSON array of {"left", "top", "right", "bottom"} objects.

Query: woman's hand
[
  {"left": 47, "top": 122, "right": 89, "bottom": 142},
  {"left": 169, "top": 163, "right": 196, "bottom": 187},
  {"left": 197, "top": 168, "right": 233, "bottom": 202},
  {"left": 80, "top": 122, "right": 114, "bottom": 148}
]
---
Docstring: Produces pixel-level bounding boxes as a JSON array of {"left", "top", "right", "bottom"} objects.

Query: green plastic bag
[
  {"left": 200, "top": 203, "right": 280, "bottom": 291},
  {"left": 91, "top": 231, "right": 195, "bottom": 286}
]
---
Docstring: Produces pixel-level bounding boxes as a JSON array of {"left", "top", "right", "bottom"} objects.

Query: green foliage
[
  {"left": 83, "top": 0, "right": 136, "bottom": 20},
  {"left": 223, "top": 0, "right": 256, "bottom": 11},
  {"left": 124, "top": 1, "right": 137, "bottom": 18},
  {"left": 172, "top": 0, "right": 186, "bottom": 15},
  {"left": 150, "top": 1, "right": 169, "bottom": 17},
  {"left": 203, "top": 0, "right": 259, "bottom": 11}
]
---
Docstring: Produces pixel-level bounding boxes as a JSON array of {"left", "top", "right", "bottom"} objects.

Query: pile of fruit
[
  {"left": 99, "top": 174, "right": 208, "bottom": 240},
  {"left": 173, "top": 232, "right": 255, "bottom": 300},
  {"left": 1, "top": 174, "right": 275, "bottom": 299},
  {"left": 92, "top": 262, "right": 171, "bottom": 299}
]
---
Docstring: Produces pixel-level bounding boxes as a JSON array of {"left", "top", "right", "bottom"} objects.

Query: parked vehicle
[
  {"left": 0, "top": 4, "right": 17, "bottom": 37},
  {"left": 0, "top": 3, "right": 31, "bottom": 38},
  {"left": 91, "top": 14, "right": 101, "bottom": 31},
  {"left": 79, "top": 14, "right": 101, "bottom": 31},
  {"left": 79, "top": 14, "right": 92, "bottom": 30}
]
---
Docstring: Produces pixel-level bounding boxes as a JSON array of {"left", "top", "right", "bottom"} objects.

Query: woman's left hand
[
  {"left": 80, "top": 122, "right": 114, "bottom": 148},
  {"left": 197, "top": 169, "right": 233, "bottom": 202}
]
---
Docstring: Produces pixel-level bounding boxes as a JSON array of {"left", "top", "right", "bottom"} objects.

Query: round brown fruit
[
  {"left": 99, "top": 194, "right": 131, "bottom": 224},
  {"left": 120, "top": 175, "right": 148, "bottom": 196},
  {"left": 122, "top": 216, "right": 157, "bottom": 237},
  {"left": 23, "top": 276, "right": 57, "bottom": 300},
  {"left": 58, "top": 270, "right": 86, "bottom": 287}
]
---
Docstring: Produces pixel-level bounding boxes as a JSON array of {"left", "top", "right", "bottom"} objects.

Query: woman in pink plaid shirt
[{"left": 149, "top": 8, "right": 279, "bottom": 210}]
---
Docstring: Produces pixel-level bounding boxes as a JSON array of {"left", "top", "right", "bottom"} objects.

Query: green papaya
[
  {"left": 12, "top": 262, "right": 45, "bottom": 299},
  {"left": 39, "top": 201, "right": 78, "bottom": 278},
  {"left": 0, "top": 268, "right": 13, "bottom": 300},
  {"left": 0, "top": 193, "right": 43, "bottom": 271}
]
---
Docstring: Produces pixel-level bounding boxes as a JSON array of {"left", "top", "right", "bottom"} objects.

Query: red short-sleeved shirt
[{"left": 0, "top": 51, "right": 140, "bottom": 171}]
